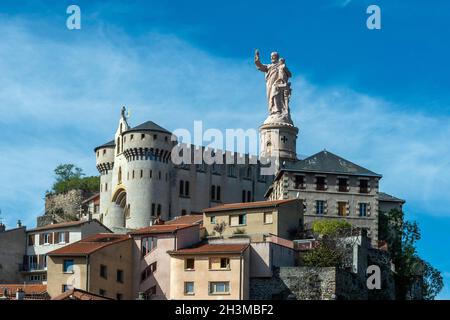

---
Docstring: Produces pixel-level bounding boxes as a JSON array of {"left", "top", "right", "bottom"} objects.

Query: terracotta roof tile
[
  {"left": 52, "top": 288, "right": 112, "bottom": 300},
  {"left": 47, "top": 233, "right": 129, "bottom": 256},
  {"left": 0, "top": 284, "right": 47, "bottom": 296},
  {"left": 203, "top": 199, "right": 298, "bottom": 213},
  {"left": 27, "top": 219, "right": 109, "bottom": 233},
  {"left": 169, "top": 243, "right": 249, "bottom": 255},
  {"left": 128, "top": 224, "right": 195, "bottom": 235},
  {"left": 165, "top": 214, "right": 203, "bottom": 225}
]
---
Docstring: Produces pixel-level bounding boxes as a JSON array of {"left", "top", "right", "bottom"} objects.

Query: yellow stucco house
[
  {"left": 203, "top": 199, "right": 303, "bottom": 241},
  {"left": 168, "top": 243, "right": 250, "bottom": 300}
]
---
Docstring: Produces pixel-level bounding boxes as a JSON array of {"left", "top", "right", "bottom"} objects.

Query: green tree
[
  {"left": 54, "top": 164, "right": 84, "bottom": 182},
  {"left": 302, "top": 220, "right": 355, "bottom": 268},
  {"left": 379, "top": 209, "right": 443, "bottom": 300},
  {"left": 50, "top": 164, "right": 100, "bottom": 194}
]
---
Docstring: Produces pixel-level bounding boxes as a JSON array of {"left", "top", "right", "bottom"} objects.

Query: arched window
[
  {"left": 116, "top": 138, "right": 120, "bottom": 154},
  {"left": 118, "top": 167, "right": 122, "bottom": 184}
]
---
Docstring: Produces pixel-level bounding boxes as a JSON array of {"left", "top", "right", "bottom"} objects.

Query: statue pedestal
[{"left": 259, "top": 119, "right": 299, "bottom": 163}]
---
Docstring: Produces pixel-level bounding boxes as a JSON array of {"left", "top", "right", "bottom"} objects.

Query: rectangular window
[
  {"left": 294, "top": 175, "right": 304, "bottom": 189},
  {"left": 209, "top": 257, "right": 230, "bottom": 270},
  {"left": 62, "top": 284, "right": 72, "bottom": 293},
  {"left": 239, "top": 214, "right": 246, "bottom": 225},
  {"left": 359, "top": 203, "right": 368, "bottom": 217},
  {"left": 211, "top": 185, "right": 216, "bottom": 200},
  {"left": 216, "top": 186, "right": 221, "bottom": 201},
  {"left": 100, "top": 264, "right": 107, "bottom": 279},
  {"left": 210, "top": 216, "right": 216, "bottom": 224},
  {"left": 230, "top": 214, "right": 246, "bottom": 226},
  {"left": 141, "top": 237, "right": 157, "bottom": 256},
  {"left": 117, "top": 269, "right": 124, "bottom": 283},
  {"left": 58, "top": 232, "right": 65, "bottom": 243},
  {"left": 99, "top": 289, "right": 106, "bottom": 296},
  {"left": 185, "top": 258, "right": 195, "bottom": 270},
  {"left": 338, "top": 202, "right": 347, "bottom": 216},
  {"left": 184, "top": 282, "right": 194, "bottom": 295},
  {"left": 338, "top": 178, "right": 348, "bottom": 192},
  {"left": 28, "top": 234, "right": 35, "bottom": 246},
  {"left": 157, "top": 204, "right": 161, "bottom": 216},
  {"left": 179, "top": 180, "right": 184, "bottom": 195},
  {"left": 242, "top": 190, "right": 246, "bottom": 202},
  {"left": 220, "top": 258, "right": 230, "bottom": 269},
  {"left": 151, "top": 203, "right": 156, "bottom": 216},
  {"left": 209, "top": 282, "right": 229, "bottom": 294},
  {"left": 264, "top": 212, "right": 273, "bottom": 224},
  {"left": 185, "top": 181, "right": 190, "bottom": 196},
  {"left": 316, "top": 177, "right": 326, "bottom": 191},
  {"left": 359, "top": 179, "right": 369, "bottom": 193},
  {"left": 316, "top": 201, "right": 325, "bottom": 215},
  {"left": 63, "top": 259, "right": 74, "bottom": 273}
]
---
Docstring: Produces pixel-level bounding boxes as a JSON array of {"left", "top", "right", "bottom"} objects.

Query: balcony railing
[{"left": 19, "top": 263, "right": 46, "bottom": 272}]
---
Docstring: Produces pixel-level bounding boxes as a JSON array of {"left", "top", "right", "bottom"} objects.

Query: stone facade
[
  {"left": 37, "top": 190, "right": 95, "bottom": 227},
  {"left": 250, "top": 267, "right": 373, "bottom": 300},
  {"left": 266, "top": 152, "right": 382, "bottom": 246}
]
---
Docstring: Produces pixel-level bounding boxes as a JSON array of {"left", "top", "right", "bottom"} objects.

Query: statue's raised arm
[{"left": 254, "top": 49, "right": 268, "bottom": 72}]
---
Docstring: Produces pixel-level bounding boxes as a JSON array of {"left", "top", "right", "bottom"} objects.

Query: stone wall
[
  {"left": 250, "top": 266, "right": 377, "bottom": 300},
  {"left": 367, "top": 248, "right": 396, "bottom": 300},
  {"left": 37, "top": 190, "right": 94, "bottom": 227},
  {"left": 250, "top": 267, "right": 337, "bottom": 300}
]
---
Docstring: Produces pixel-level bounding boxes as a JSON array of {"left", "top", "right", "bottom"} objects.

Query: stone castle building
[{"left": 94, "top": 50, "right": 404, "bottom": 244}]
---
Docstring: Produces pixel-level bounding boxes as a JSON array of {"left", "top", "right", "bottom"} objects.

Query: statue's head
[{"left": 270, "top": 52, "right": 279, "bottom": 63}]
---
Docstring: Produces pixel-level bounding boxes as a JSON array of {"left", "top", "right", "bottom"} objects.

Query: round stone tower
[
  {"left": 95, "top": 140, "right": 115, "bottom": 224},
  {"left": 121, "top": 121, "right": 174, "bottom": 228}
]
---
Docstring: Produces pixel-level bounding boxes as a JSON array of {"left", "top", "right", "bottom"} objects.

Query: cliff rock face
[{"left": 36, "top": 190, "right": 94, "bottom": 227}]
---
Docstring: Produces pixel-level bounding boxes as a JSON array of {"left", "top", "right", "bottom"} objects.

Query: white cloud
[{"left": 1, "top": 15, "right": 450, "bottom": 230}]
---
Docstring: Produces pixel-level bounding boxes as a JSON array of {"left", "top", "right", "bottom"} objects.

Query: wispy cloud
[{"left": 1, "top": 15, "right": 450, "bottom": 229}]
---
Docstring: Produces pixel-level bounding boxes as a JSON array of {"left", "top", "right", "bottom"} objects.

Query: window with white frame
[
  {"left": 359, "top": 203, "right": 368, "bottom": 217},
  {"left": 316, "top": 200, "right": 325, "bottom": 215},
  {"left": 209, "top": 282, "right": 229, "bottom": 294}
]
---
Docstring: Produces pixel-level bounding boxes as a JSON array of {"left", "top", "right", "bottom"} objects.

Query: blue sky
[{"left": 0, "top": 0, "right": 449, "bottom": 298}]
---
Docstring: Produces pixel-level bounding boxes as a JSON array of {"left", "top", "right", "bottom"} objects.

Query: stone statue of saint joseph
[{"left": 254, "top": 50, "right": 293, "bottom": 124}]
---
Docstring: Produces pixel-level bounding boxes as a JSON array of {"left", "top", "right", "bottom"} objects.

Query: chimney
[
  {"left": 16, "top": 288, "right": 25, "bottom": 300},
  {"left": 17, "top": 220, "right": 22, "bottom": 228}
]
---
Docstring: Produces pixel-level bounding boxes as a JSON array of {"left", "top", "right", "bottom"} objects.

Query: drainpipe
[
  {"left": 239, "top": 253, "right": 243, "bottom": 300},
  {"left": 86, "top": 255, "right": 90, "bottom": 291}
]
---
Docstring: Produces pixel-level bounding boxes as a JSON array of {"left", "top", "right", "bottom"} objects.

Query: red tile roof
[
  {"left": 47, "top": 233, "right": 129, "bottom": 256},
  {"left": 165, "top": 214, "right": 203, "bottom": 225},
  {"left": 203, "top": 199, "right": 299, "bottom": 213},
  {"left": 129, "top": 223, "right": 197, "bottom": 236},
  {"left": 27, "top": 219, "right": 110, "bottom": 233},
  {"left": 168, "top": 243, "right": 249, "bottom": 255},
  {"left": 52, "top": 288, "right": 112, "bottom": 300},
  {"left": 0, "top": 284, "right": 47, "bottom": 298}
]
